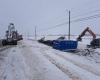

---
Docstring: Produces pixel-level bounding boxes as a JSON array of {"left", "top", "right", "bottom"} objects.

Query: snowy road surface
[{"left": 0, "top": 39, "right": 100, "bottom": 80}]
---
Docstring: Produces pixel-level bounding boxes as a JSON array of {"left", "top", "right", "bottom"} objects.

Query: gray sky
[{"left": 0, "top": 0, "right": 100, "bottom": 37}]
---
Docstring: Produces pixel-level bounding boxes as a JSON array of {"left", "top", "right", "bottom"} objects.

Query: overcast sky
[{"left": 0, "top": 0, "right": 100, "bottom": 37}]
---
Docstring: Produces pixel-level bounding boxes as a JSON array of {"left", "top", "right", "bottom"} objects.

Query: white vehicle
[{"left": 2, "top": 23, "right": 18, "bottom": 45}]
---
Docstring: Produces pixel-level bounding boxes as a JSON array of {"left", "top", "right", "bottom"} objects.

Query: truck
[
  {"left": 17, "top": 34, "right": 23, "bottom": 41},
  {"left": 2, "top": 23, "right": 18, "bottom": 45}
]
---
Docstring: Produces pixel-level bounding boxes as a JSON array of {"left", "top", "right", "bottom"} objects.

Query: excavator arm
[{"left": 77, "top": 27, "right": 96, "bottom": 41}]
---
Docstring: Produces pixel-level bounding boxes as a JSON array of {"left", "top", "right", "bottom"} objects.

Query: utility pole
[
  {"left": 27, "top": 32, "right": 29, "bottom": 39},
  {"left": 68, "top": 10, "right": 71, "bottom": 40},
  {"left": 35, "top": 26, "right": 37, "bottom": 40}
]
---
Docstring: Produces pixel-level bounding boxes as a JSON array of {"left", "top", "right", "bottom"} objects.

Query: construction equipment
[
  {"left": 77, "top": 27, "right": 100, "bottom": 48},
  {"left": 2, "top": 23, "right": 18, "bottom": 45},
  {"left": 17, "top": 34, "right": 23, "bottom": 41},
  {"left": 77, "top": 27, "right": 96, "bottom": 41}
]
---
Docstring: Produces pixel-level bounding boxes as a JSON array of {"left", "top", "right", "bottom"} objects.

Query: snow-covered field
[{"left": 0, "top": 39, "right": 100, "bottom": 80}]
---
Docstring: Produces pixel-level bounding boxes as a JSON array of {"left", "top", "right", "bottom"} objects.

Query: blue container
[{"left": 53, "top": 40, "right": 78, "bottom": 51}]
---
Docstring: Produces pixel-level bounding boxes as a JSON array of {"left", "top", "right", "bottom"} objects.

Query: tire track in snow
[
  {"left": 1, "top": 46, "right": 31, "bottom": 80},
  {"left": 28, "top": 41, "right": 100, "bottom": 80},
  {"left": 40, "top": 47, "right": 100, "bottom": 80},
  {"left": 40, "top": 49, "right": 82, "bottom": 80},
  {"left": 0, "top": 46, "right": 13, "bottom": 52},
  {"left": 21, "top": 40, "right": 72, "bottom": 80},
  {"left": 40, "top": 46, "right": 100, "bottom": 77},
  {"left": 44, "top": 54, "right": 81, "bottom": 80},
  {"left": 0, "top": 46, "right": 13, "bottom": 80},
  {"left": 54, "top": 52, "right": 100, "bottom": 77}
]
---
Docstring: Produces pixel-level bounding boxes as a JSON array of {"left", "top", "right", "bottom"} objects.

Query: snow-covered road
[{"left": 0, "top": 39, "right": 100, "bottom": 80}]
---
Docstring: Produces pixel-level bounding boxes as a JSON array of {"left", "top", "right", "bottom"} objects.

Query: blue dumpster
[{"left": 53, "top": 40, "right": 78, "bottom": 51}]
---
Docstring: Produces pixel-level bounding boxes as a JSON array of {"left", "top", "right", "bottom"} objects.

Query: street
[{"left": 0, "top": 39, "right": 100, "bottom": 80}]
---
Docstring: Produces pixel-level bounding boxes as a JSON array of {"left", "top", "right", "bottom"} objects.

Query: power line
[
  {"left": 71, "top": 13, "right": 100, "bottom": 22},
  {"left": 41, "top": 13, "right": 100, "bottom": 32},
  {"left": 52, "top": 9, "right": 100, "bottom": 23},
  {"left": 40, "top": 9, "right": 100, "bottom": 32},
  {"left": 41, "top": 22, "right": 67, "bottom": 30},
  {"left": 72, "top": 9, "right": 100, "bottom": 19}
]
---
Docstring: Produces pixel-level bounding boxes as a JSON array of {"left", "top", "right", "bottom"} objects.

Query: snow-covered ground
[{"left": 0, "top": 39, "right": 100, "bottom": 80}]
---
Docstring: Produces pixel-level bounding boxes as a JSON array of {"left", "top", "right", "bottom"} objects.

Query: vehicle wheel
[
  {"left": 2, "top": 40, "right": 7, "bottom": 46},
  {"left": 13, "top": 40, "right": 17, "bottom": 45}
]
